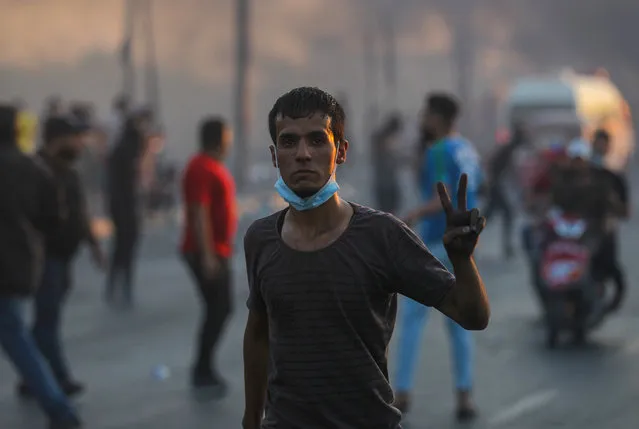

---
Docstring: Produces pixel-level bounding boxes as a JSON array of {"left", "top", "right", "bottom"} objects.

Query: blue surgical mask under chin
[{"left": 273, "top": 144, "right": 341, "bottom": 211}]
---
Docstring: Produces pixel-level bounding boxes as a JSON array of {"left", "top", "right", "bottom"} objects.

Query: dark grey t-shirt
[{"left": 244, "top": 203, "right": 455, "bottom": 429}]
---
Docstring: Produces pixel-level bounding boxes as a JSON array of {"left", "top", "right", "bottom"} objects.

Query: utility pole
[
  {"left": 381, "top": 0, "right": 398, "bottom": 113},
  {"left": 448, "top": 0, "right": 477, "bottom": 136},
  {"left": 121, "top": 0, "right": 137, "bottom": 102},
  {"left": 362, "top": 6, "right": 380, "bottom": 144},
  {"left": 233, "top": 0, "right": 251, "bottom": 191},
  {"left": 142, "top": 0, "right": 161, "bottom": 124}
]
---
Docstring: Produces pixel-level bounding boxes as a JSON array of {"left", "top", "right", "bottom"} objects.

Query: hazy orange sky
[
  {"left": 0, "top": 0, "right": 518, "bottom": 158},
  {"left": 0, "top": 0, "right": 453, "bottom": 84}
]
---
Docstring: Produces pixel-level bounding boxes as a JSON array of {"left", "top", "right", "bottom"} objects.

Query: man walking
[
  {"left": 0, "top": 105, "right": 82, "bottom": 428},
  {"left": 180, "top": 117, "right": 236, "bottom": 393},
  {"left": 242, "top": 88, "right": 489, "bottom": 429},
  {"left": 16, "top": 116, "right": 106, "bottom": 399},
  {"left": 399, "top": 93, "right": 483, "bottom": 420},
  {"left": 106, "top": 108, "right": 152, "bottom": 307},
  {"left": 483, "top": 122, "right": 527, "bottom": 258}
]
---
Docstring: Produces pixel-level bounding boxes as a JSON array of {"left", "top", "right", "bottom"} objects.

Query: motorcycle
[{"left": 533, "top": 208, "right": 610, "bottom": 348}]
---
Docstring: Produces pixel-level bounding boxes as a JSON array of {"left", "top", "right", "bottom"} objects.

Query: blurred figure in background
[
  {"left": 591, "top": 129, "right": 629, "bottom": 311},
  {"left": 398, "top": 93, "right": 482, "bottom": 420},
  {"left": 42, "top": 96, "right": 65, "bottom": 120},
  {"left": 180, "top": 117, "right": 236, "bottom": 394},
  {"left": 371, "top": 114, "right": 403, "bottom": 214},
  {"left": 483, "top": 122, "right": 528, "bottom": 258},
  {"left": 17, "top": 117, "right": 105, "bottom": 400},
  {"left": 105, "top": 95, "right": 130, "bottom": 151},
  {"left": 15, "top": 102, "right": 39, "bottom": 155},
  {"left": 105, "top": 108, "right": 152, "bottom": 308},
  {"left": 0, "top": 105, "right": 82, "bottom": 429}
]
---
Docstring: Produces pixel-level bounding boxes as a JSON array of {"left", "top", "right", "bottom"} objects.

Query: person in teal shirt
[{"left": 396, "top": 93, "right": 483, "bottom": 420}]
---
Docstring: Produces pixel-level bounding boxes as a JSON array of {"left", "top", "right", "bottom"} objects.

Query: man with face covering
[
  {"left": 14, "top": 116, "right": 106, "bottom": 400},
  {"left": 242, "top": 87, "right": 490, "bottom": 429},
  {"left": 0, "top": 106, "right": 82, "bottom": 428}
]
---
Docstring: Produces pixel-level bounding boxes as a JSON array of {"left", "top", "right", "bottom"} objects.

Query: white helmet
[{"left": 566, "top": 138, "right": 592, "bottom": 160}]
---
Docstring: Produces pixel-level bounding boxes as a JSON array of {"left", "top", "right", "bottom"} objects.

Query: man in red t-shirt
[{"left": 180, "top": 116, "right": 236, "bottom": 393}]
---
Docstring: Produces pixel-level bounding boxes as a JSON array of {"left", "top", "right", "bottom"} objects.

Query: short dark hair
[
  {"left": 113, "top": 95, "right": 129, "bottom": 112},
  {"left": 426, "top": 93, "right": 460, "bottom": 126},
  {"left": 0, "top": 104, "right": 18, "bottom": 146},
  {"left": 199, "top": 116, "right": 227, "bottom": 150},
  {"left": 268, "top": 87, "right": 345, "bottom": 146},
  {"left": 385, "top": 113, "right": 402, "bottom": 134},
  {"left": 43, "top": 116, "right": 90, "bottom": 145},
  {"left": 593, "top": 128, "right": 610, "bottom": 142}
]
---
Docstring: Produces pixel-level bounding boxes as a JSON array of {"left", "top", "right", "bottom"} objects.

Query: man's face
[
  {"left": 135, "top": 117, "right": 152, "bottom": 135},
  {"left": 219, "top": 126, "right": 233, "bottom": 159},
  {"left": 419, "top": 108, "right": 439, "bottom": 144},
  {"left": 593, "top": 137, "right": 610, "bottom": 156},
  {"left": 54, "top": 134, "right": 85, "bottom": 166},
  {"left": 270, "top": 112, "right": 347, "bottom": 198}
]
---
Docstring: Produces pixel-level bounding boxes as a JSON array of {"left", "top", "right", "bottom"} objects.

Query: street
[{"left": 2, "top": 185, "right": 639, "bottom": 428}]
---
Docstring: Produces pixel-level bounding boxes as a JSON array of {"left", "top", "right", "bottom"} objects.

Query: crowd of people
[
  {"left": 0, "top": 85, "right": 630, "bottom": 429},
  {"left": 0, "top": 96, "right": 161, "bottom": 428}
]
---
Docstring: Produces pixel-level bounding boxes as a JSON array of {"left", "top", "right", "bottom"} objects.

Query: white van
[{"left": 503, "top": 70, "right": 635, "bottom": 171}]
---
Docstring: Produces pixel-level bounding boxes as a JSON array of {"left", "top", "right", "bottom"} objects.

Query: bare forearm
[
  {"left": 408, "top": 198, "right": 442, "bottom": 220},
  {"left": 243, "top": 333, "right": 269, "bottom": 427},
  {"left": 81, "top": 199, "right": 98, "bottom": 247},
  {"left": 444, "top": 256, "right": 490, "bottom": 330},
  {"left": 191, "top": 206, "right": 214, "bottom": 256}
]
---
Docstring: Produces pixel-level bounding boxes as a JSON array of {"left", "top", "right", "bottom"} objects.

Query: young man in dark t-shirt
[
  {"left": 242, "top": 88, "right": 490, "bottom": 429},
  {"left": 181, "top": 117, "right": 236, "bottom": 392}
]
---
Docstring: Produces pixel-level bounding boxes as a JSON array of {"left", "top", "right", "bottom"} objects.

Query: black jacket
[
  {"left": 107, "top": 124, "right": 143, "bottom": 213},
  {"left": 0, "top": 146, "right": 64, "bottom": 297},
  {"left": 38, "top": 151, "right": 93, "bottom": 259}
]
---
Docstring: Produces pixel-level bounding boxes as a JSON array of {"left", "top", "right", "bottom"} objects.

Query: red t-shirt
[{"left": 180, "top": 154, "right": 237, "bottom": 258}]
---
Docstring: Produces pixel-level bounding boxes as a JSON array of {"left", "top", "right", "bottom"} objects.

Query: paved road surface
[{"left": 3, "top": 180, "right": 639, "bottom": 428}]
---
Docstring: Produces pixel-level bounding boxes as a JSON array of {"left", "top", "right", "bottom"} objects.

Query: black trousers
[
  {"left": 107, "top": 207, "right": 140, "bottom": 302},
  {"left": 593, "top": 230, "right": 625, "bottom": 307},
  {"left": 183, "top": 254, "right": 233, "bottom": 375},
  {"left": 483, "top": 184, "right": 514, "bottom": 252}
]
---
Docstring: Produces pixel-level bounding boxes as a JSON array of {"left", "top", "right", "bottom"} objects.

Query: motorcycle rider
[
  {"left": 590, "top": 129, "right": 628, "bottom": 311},
  {"left": 522, "top": 142, "right": 568, "bottom": 261},
  {"left": 547, "top": 139, "right": 624, "bottom": 308}
]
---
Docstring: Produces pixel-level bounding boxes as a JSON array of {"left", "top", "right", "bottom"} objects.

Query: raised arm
[
  {"left": 434, "top": 176, "right": 490, "bottom": 329},
  {"left": 389, "top": 175, "right": 490, "bottom": 330}
]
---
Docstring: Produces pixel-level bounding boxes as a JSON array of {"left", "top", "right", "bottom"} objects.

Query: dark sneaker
[
  {"left": 17, "top": 380, "right": 85, "bottom": 399},
  {"left": 16, "top": 382, "right": 32, "bottom": 398},
  {"left": 456, "top": 406, "right": 478, "bottom": 422},
  {"left": 191, "top": 371, "right": 227, "bottom": 400},
  {"left": 456, "top": 390, "right": 478, "bottom": 422},
  {"left": 48, "top": 416, "right": 82, "bottom": 429},
  {"left": 60, "top": 380, "right": 85, "bottom": 397}
]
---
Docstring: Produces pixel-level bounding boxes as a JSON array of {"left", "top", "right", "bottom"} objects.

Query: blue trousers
[
  {"left": 32, "top": 258, "right": 72, "bottom": 382},
  {"left": 0, "top": 297, "right": 78, "bottom": 422},
  {"left": 394, "top": 243, "right": 473, "bottom": 393}
]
